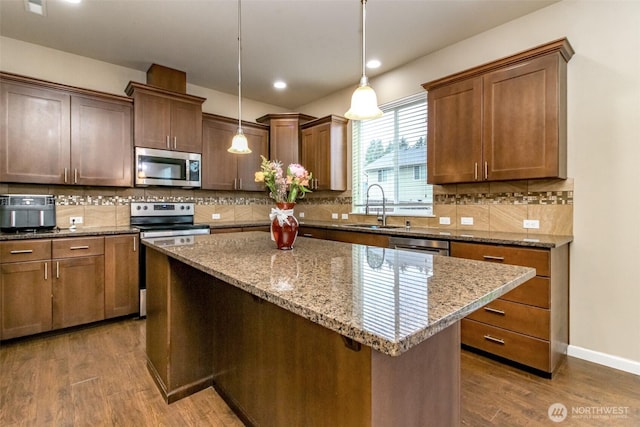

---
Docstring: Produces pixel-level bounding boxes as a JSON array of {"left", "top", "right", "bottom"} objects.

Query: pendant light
[
  {"left": 345, "top": 0, "right": 383, "bottom": 121},
  {"left": 228, "top": 0, "right": 252, "bottom": 154}
]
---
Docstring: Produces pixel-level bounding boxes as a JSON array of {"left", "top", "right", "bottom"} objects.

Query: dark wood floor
[{"left": 1, "top": 318, "right": 638, "bottom": 426}]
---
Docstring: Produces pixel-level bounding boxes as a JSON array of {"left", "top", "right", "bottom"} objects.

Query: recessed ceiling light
[
  {"left": 64, "top": 0, "right": 82, "bottom": 3},
  {"left": 366, "top": 59, "right": 381, "bottom": 69},
  {"left": 24, "top": 0, "right": 46, "bottom": 16},
  {"left": 273, "top": 81, "right": 287, "bottom": 90}
]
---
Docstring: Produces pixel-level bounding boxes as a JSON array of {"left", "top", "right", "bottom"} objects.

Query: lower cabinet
[
  {"left": 298, "top": 226, "right": 389, "bottom": 248},
  {"left": 52, "top": 255, "right": 105, "bottom": 329},
  {"left": 0, "top": 233, "right": 139, "bottom": 341},
  {"left": 451, "top": 241, "right": 569, "bottom": 376},
  {"left": 0, "top": 260, "right": 52, "bottom": 340},
  {"left": 51, "top": 237, "right": 105, "bottom": 329},
  {"left": 104, "top": 235, "right": 139, "bottom": 318},
  {"left": 0, "top": 239, "right": 52, "bottom": 340}
]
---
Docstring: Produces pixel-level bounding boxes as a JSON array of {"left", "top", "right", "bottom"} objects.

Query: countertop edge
[
  {"left": 207, "top": 220, "right": 573, "bottom": 248},
  {"left": 0, "top": 227, "right": 139, "bottom": 241}
]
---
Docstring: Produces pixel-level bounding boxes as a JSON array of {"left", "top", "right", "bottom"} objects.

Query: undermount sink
[{"left": 343, "top": 224, "right": 405, "bottom": 230}]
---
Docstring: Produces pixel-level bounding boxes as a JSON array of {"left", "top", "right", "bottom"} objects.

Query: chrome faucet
[{"left": 365, "top": 184, "right": 387, "bottom": 226}]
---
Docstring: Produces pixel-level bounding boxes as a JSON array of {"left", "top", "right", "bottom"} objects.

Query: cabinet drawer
[
  {"left": 298, "top": 226, "right": 327, "bottom": 239},
  {"left": 450, "top": 242, "right": 550, "bottom": 276},
  {"left": 500, "top": 276, "right": 550, "bottom": 309},
  {"left": 466, "top": 299, "right": 550, "bottom": 340},
  {"left": 0, "top": 240, "right": 51, "bottom": 263},
  {"left": 461, "top": 319, "right": 550, "bottom": 372},
  {"left": 52, "top": 237, "right": 104, "bottom": 258}
]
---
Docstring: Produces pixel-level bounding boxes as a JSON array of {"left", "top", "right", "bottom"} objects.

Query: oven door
[{"left": 135, "top": 147, "right": 201, "bottom": 188}]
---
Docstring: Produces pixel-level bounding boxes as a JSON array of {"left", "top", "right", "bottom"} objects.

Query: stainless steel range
[{"left": 131, "top": 201, "right": 209, "bottom": 316}]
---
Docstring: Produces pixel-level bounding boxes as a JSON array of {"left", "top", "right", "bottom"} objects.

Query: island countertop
[{"left": 143, "top": 231, "right": 535, "bottom": 356}]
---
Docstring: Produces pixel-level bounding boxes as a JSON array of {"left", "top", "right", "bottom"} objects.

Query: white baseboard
[{"left": 567, "top": 345, "right": 640, "bottom": 376}]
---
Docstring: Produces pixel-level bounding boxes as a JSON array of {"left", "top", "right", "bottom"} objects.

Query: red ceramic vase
[{"left": 270, "top": 202, "right": 299, "bottom": 250}]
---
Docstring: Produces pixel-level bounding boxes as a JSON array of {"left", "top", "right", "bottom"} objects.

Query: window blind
[{"left": 352, "top": 93, "right": 432, "bottom": 216}]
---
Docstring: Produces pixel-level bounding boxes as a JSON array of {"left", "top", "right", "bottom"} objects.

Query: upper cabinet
[
  {"left": 125, "top": 82, "right": 205, "bottom": 153},
  {"left": 300, "top": 115, "right": 348, "bottom": 191},
  {"left": 422, "top": 38, "right": 574, "bottom": 185},
  {"left": 201, "top": 114, "right": 268, "bottom": 191},
  {"left": 256, "top": 113, "right": 316, "bottom": 167},
  {"left": 1, "top": 73, "right": 133, "bottom": 187}
]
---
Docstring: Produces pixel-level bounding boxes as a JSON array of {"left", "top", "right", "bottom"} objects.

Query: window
[{"left": 352, "top": 93, "right": 432, "bottom": 216}]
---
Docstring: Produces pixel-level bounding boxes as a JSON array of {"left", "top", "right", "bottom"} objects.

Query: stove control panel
[{"left": 131, "top": 202, "right": 194, "bottom": 217}]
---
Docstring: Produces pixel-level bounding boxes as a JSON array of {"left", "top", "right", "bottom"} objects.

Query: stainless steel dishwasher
[{"left": 388, "top": 236, "right": 449, "bottom": 256}]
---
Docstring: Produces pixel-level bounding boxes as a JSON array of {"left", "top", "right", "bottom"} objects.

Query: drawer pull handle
[
  {"left": 484, "top": 335, "right": 505, "bottom": 345},
  {"left": 483, "top": 255, "right": 505, "bottom": 262},
  {"left": 302, "top": 233, "right": 314, "bottom": 237},
  {"left": 44, "top": 262, "right": 48, "bottom": 280},
  {"left": 484, "top": 307, "right": 505, "bottom": 315},
  {"left": 10, "top": 249, "right": 34, "bottom": 254},
  {"left": 70, "top": 245, "right": 90, "bottom": 250}
]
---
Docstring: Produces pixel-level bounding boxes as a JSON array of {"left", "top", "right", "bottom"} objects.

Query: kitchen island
[{"left": 143, "top": 231, "right": 535, "bottom": 427}]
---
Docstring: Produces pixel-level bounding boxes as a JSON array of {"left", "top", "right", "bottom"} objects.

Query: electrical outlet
[
  {"left": 460, "top": 217, "right": 474, "bottom": 225},
  {"left": 523, "top": 219, "right": 540, "bottom": 229},
  {"left": 439, "top": 216, "right": 451, "bottom": 225},
  {"left": 299, "top": 212, "right": 305, "bottom": 218},
  {"left": 331, "top": 213, "right": 338, "bottom": 219},
  {"left": 70, "top": 216, "right": 83, "bottom": 224},
  {"left": 341, "top": 213, "right": 349, "bottom": 220},
  {"left": 211, "top": 213, "right": 221, "bottom": 220}
]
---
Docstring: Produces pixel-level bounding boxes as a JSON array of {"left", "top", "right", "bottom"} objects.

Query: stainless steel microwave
[{"left": 135, "top": 147, "right": 201, "bottom": 188}]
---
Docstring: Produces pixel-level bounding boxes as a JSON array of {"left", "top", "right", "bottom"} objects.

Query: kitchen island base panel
[
  {"left": 145, "top": 249, "right": 215, "bottom": 404},
  {"left": 146, "top": 246, "right": 461, "bottom": 426}
]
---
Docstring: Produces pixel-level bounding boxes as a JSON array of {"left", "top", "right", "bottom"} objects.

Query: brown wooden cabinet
[
  {"left": 71, "top": 95, "right": 133, "bottom": 186},
  {"left": 0, "top": 240, "right": 53, "bottom": 340},
  {"left": 297, "top": 226, "right": 388, "bottom": 248},
  {"left": 0, "top": 73, "right": 133, "bottom": 187},
  {"left": 423, "top": 38, "right": 574, "bottom": 184},
  {"left": 52, "top": 237, "right": 105, "bottom": 329},
  {"left": 451, "top": 241, "right": 569, "bottom": 376},
  {"left": 104, "top": 234, "right": 139, "bottom": 318},
  {"left": 201, "top": 114, "right": 268, "bottom": 191},
  {"left": 300, "top": 115, "right": 348, "bottom": 191},
  {"left": 0, "top": 233, "right": 139, "bottom": 340},
  {"left": 256, "top": 113, "right": 316, "bottom": 167},
  {"left": 126, "top": 81, "right": 205, "bottom": 153}
]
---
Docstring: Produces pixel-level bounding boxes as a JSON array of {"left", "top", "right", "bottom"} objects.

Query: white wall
[
  {"left": 0, "top": 37, "right": 287, "bottom": 121},
  {"left": 300, "top": 0, "right": 640, "bottom": 371}
]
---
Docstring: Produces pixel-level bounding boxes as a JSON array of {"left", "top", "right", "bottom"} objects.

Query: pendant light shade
[
  {"left": 228, "top": 0, "right": 252, "bottom": 154},
  {"left": 345, "top": 0, "right": 383, "bottom": 120}
]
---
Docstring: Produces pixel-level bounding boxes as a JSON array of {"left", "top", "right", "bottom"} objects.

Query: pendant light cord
[
  {"left": 237, "top": 0, "right": 243, "bottom": 132},
  {"left": 361, "top": 0, "right": 367, "bottom": 84}
]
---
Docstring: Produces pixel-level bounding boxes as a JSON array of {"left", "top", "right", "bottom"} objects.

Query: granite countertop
[
  {"left": 207, "top": 220, "right": 573, "bottom": 248},
  {"left": 142, "top": 231, "right": 535, "bottom": 357},
  {"left": 0, "top": 226, "right": 139, "bottom": 241}
]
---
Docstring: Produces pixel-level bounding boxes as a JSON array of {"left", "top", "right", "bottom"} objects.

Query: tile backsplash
[{"left": 0, "top": 178, "right": 573, "bottom": 235}]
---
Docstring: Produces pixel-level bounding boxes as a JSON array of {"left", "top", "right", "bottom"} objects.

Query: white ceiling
[{"left": 0, "top": 0, "right": 559, "bottom": 109}]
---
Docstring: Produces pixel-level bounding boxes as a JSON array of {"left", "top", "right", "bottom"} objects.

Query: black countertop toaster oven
[{"left": 0, "top": 194, "right": 56, "bottom": 232}]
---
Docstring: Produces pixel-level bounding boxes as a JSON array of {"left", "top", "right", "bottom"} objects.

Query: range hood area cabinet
[
  {"left": 256, "top": 113, "right": 316, "bottom": 168},
  {"left": 0, "top": 73, "right": 133, "bottom": 187},
  {"left": 126, "top": 81, "right": 205, "bottom": 154},
  {"left": 422, "top": 38, "right": 574, "bottom": 185},
  {"left": 300, "top": 115, "right": 348, "bottom": 191},
  {"left": 201, "top": 114, "right": 269, "bottom": 191}
]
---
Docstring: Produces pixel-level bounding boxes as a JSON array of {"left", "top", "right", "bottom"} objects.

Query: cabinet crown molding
[{"left": 422, "top": 38, "right": 574, "bottom": 91}]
